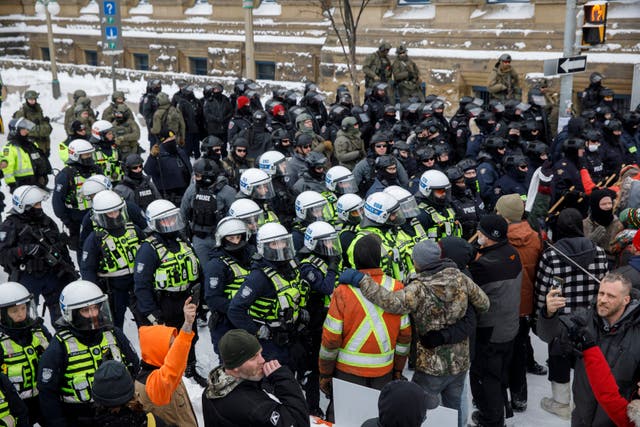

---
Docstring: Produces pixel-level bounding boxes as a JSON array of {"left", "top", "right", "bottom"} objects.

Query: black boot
[{"left": 185, "top": 362, "right": 208, "bottom": 387}]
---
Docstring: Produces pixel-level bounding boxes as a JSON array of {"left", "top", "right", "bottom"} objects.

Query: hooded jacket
[
  {"left": 538, "top": 291, "right": 640, "bottom": 427},
  {"left": 507, "top": 221, "right": 543, "bottom": 316},
  {"left": 134, "top": 325, "right": 196, "bottom": 427},
  {"left": 361, "top": 380, "right": 429, "bottom": 427},
  {"left": 201, "top": 365, "right": 309, "bottom": 427}
]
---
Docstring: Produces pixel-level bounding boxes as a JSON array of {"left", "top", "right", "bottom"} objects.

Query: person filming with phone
[
  {"left": 538, "top": 272, "right": 640, "bottom": 427},
  {"left": 534, "top": 207, "right": 609, "bottom": 420}
]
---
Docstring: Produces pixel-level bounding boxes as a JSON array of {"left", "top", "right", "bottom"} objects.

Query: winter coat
[
  {"left": 320, "top": 268, "right": 412, "bottom": 378},
  {"left": 285, "top": 153, "right": 308, "bottom": 189},
  {"left": 360, "top": 380, "right": 430, "bottom": 427},
  {"left": 362, "top": 51, "right": 392, "bottom": 87},
  {"left": 292, "top": 171, "right": 326, "bottom": 195},
  {"left": 111, "top": 112, "right": 141, "bottom": 155},
  {"left": 538, "top": 293, "right": 640, "bottom": 427},
  {"left": 535, "top": 237, "right": 609, "bottom": 315},
  {"left": 507, "top": 221, "right": 543, "bottom": 316},
  {"left": 583, "top": 216, "right": 624, "bottom": 258},
  {"left": 487, "top": 64, "right": 521, "bottom": 101},
  {"left": 172, "top": 91, "right": 202, "bottom": 134},
  {"left": 203, "top": 93, "right": 233, "bottom": 138},
  {"left": 151, "top": 95, "right": 186, "bottom": 143},
  {"left": 135, "top": 325, "right": 197, "bottom": 427},
  {"left": 143, "top": 144, "right": 192, "bottom": 192},
  {"left": 583, "top": 345, "right": 640, "bottom": 427},
  {"left": 359, "top": 263, "right": 489, "bottom": 376},
  {"left": 201, "top": 365, "right": 309, "bottom": 427},
  {"left": 614, "top": 256, "right": 640, "bottom": 291},
  {"left": 334, "top": 129, "right": 365, "bottom": 170},
  {"left": 469, "top": 240, "right": 523, "bottom": 343}
]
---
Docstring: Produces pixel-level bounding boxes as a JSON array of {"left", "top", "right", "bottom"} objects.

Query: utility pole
[
  {"left": 41, "top": 0, "right": 61, "bottom": 99},
  {"left": 243, "top": 0, "right": 256, "bottom": 80},
  {"left": 558, "top": 0, "right": 577, "bottom": 131}
]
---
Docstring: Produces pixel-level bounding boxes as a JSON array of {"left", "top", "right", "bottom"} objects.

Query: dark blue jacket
[
  {"left": 52, "top": 164, "right": 102, "bottom": 226},
  {"left": 143, "top": 146, "right": 192, "bottom": 192},
  {"left": 204, "top": 246, "right": 255, "bottom": 314}
]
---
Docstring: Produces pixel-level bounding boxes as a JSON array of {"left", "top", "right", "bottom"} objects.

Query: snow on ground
[{"left": 0, "top": 67, "right": 570, "bottom": 426}]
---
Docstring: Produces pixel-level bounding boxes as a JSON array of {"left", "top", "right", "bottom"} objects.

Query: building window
[
  {"left": 85, "top": 50, "right": 98, "bottom": 66},
  {"left": 41, "top": 47, "right": 50, "bottom": 61},
  {"left": 472, "top": 86, "right": 492, "bottom": 105},
  {"left": 398, "top": 0, "right": 430, "bottom": 4},
  {"left": 133, "top": 53, "right": 149, "bottom": 71},
  {"left": 486, "top": 0, "right": 529, "bottom": 3},
  {"left": 189, "top": 57, "right": 208, "bottom": 75},
  {"left": 256, "top": 61, "right": 276, "bottom": 80}
]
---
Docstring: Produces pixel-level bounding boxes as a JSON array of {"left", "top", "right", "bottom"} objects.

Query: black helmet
[
  {"left": 583, "top": 129, "right": 602, "bottom": 142},
  {"left": 232, "top": 137, "right": 249, "bottom": 149},
  {"left": 457, "top": 158, "right": 477, "bottom": 172},
  {"left": 295, "top": 133, "right": 313, "bottom": 147},
  {"left": 484, "top": 136, "right": 506, "bottom": 150},
  {"left": 193, "top": 158, "right": 220, "bottom": 187},
  {"left": 445, "top": 166, "right": 464, "bottom": 182},
  {"left": 604, "top": 119, "right": 623, "bottom": 132},
  {"left": 329, "top": 105, "right": 349, "bottom": 123},
  {"left": 304, "top": 152, "right": 327, "bottom": 168},
  {"left": 124, "top": 153, "right": 144, "bottom": 170},
  {"left": 147, "top": 79, "right": 162, "bottom": 93},
  {"left": 600, "top": 88, "right": 615, "bottom": 98},
  {"left": 563, "top": 137, "right": 585, "bottom": 151},
  {"left": 590, "top": 72, "right": 604, "bottom": 84},
  {"left": 370, "top": 131, "right": 391, "bottom": 146},
  {"left": 234, "top": 79, "right": 247, "bottom": 95},
  {"left": 374, "top": 155, "right": 397, "bottom": 170},
  {"left": 201, "top": 135, "right": 224, "bottom": 153},
  {"left": 581, "top": 109, "right": 597, "bottom": 121},
  {"left": 252, "top": 110, "right": 267, "bottom": 126},
  {"left": 338, "top": 92, "right": 353, "bottom": 108},
  {"left": 499, "top": 53, "right": 512, "bottom": 62},
  {"left": 489, "top": 100, "right": 506, "bottom": 114},
  {"left": 503, "top": 154, "right": 528, "bottom": 169},
  {"left": 416, "top": 147, "right": 436, "bottom": 162},
  {"left": 271, "top": 128, "right": 291, "bottom": 144},
  {"left": 384, "top": 104, "right": 397, "bottom": 116},
  {"left": 434, "top": 144, "right": 451, "bottom": 157},
  {"left": 391, "top": 122, "right": 411, "bottom": 141},
  {"left": 525, "top": 141, "right": 549, "bottom": 157}
]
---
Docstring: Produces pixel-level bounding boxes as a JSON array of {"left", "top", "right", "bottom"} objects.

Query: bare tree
[{"left": 317, "top": 0, "right": 371, "bottom": 105}]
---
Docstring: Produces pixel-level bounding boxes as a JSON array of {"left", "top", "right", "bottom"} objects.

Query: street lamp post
[{"left": 36, "top": 0, "right": 61, "bottom": 99}]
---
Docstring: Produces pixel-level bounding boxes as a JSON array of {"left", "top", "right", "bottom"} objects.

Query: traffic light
[{"left": 582, "top": 2, "right": 608, "bottom": 46}]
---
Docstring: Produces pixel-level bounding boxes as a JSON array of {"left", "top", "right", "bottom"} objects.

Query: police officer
[
  {"left": 139, "top": 79, "right": 162, "bottom": 137},
  {"left": 64, "top": 89, "right": 88, "bottom": 135},
  {"left": 80, "top": 190, "right": 144, "bottom": 329},
  {"left": 291, "top": 190, "right": 334, "bottom": 252},
  {"left": 133, "top": 200, "right": 206, "bottom": 385},
  {"left": 335, "top": 193, "right": 364, "bottom": 265},
  {"left": 202, "top": 82, "right": 233, "bottom": 143},
  {"left": 37, "top": 280, "right": 139, "bottom": 427},
  {"left": 200, "top": 135, "right": 226, "bottom": 166},
  {"left": 114, "top": 153, "right": 161, "bottom": 211},
  {"left": 90, "top": 120, "right": 123, "bottom": 185},
  {"left": 13, "top": 90, "right": 53, "bottom": 157},
  {"left": 492, "top": 154, "right": 529, "bottom": 204},
  {"left": 298, "top": 221, "right": 342, "bottom": 417},
  {"left": 0, "top": 186, "right": 77, "bottom": 325},
  {"left": 1, "top": 118, "right": 51, "bottom": 192},
  {"left": 257, "top": 151, "right": 295, "bottom": 229},
  {"left": 477, "top": 136, "right": 507, "bottom": 208},
  {"left": 363, "top": 42, "right": 392, "bottom": 89},
  {"left": 221, "top": 137, "right": 252, "bottom": 190},
  {"left": 446, "top": 166, "right": 484, "bottom": 241},
  {"left": 172, "top": 84, "right": 203, "bottom": 159},
  {"left": 0, "top": 281, "right": 52, "bottom": 425},
  {"left": 383, "top": 185, "right": 425, "bottom": 243},
  {"left": 237, "top": 168, "right": 280, "bottom": 225},
  {"left": 181, "top": 158, "right": 237, "bottom": 263},
  {"left": 227, "top": 223, "right": 309, "bottom": 367},
  {"left": 293, "top": 152, "right": 327, "bottom": 195},
  {"left": 551, "top": 137, "right": 586, "bottom": 216},
  {"left": 366, "top": 155, "right": 403, "bottom": 197},
  {"left": 228, "top": 198, "right": 268, "bottom": 241},
  {"left": 415, "top": 169, "right": 462, "bottom": 242},
  {"left": 110, "top": 104, "right": 141, "bottom": 157},
  {"left": 204, "top": 217, "right": 255, "bottom": 354},
  {"left": 101, "top": 90, "right": 126, "bottom": 123},
  {"left": 228, "top": 96, "right": 253, "bottom": 143},
  {"left": 286, "top": 134, "right": 313, "bottom": 188}
]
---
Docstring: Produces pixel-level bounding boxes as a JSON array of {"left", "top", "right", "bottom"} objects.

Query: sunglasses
[
  {"left": 236, "top": 148, "right": 247, "bottom": 153},
  {"left": 213, "top": 148, "right": 222, "bottom": 153},
  {"left": 302, "top": 144, "right": 312, "bottom": 149},
  {"left": 423, "top": 158, "right": 435, "bottom": 162},
  {"left": 130, "top": 165, "right": 143, "bottom": 171},
  {"left": 374, "top": 144, "right": 388, "bottom": 149}
]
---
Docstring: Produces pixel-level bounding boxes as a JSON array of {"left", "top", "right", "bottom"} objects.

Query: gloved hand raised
[
  {"left": 338, "top": 268, "right": 364, "bottom": 287},
  {"left": 568, "top": 317, "right": 596, "bottom": 352}
]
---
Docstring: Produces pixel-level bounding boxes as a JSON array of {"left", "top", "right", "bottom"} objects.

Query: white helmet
[
  {"left": 304, "top": 221, "right": 341, "bottom": 256},
  {"left": 258, "top": 151, "right": 287, "bottom": 176},
  {"left": 91, "top": 120, "right": 113, "bottom": 141},
  {"left": 145, "top": 199, "right": 185, "bottom": 233},
  {"left": 68, "top": 139, "right": 95, "bottom": 165},
  {"left": 215, "top": 217, "right": 249, "bottom": 249},
  {"left": 295, "top": 191, "right": 331, "bottom": 222},
  {"left": 239, "top": 168, "right": 275, "bottom": 200},
  {"left": 81, "top": 175, "right": 113, "bottom": 200},
  {"left": 336, "top": 193, "right": 364, "bottom": 225},
  {"left": 364, "top": 192, "right": 405, "bottom": 226},
  {"left": 92, "top": 190, "right": 128, "bottom": 229},
  {"left": 383, "top": 185, "right": 420, "bottom": 218},
  {"left": 228, "top": 198, "right": 265, "bottom": 233},
  {"left": 256, "top": 223, "right": 295, "bottom": 261},
  {"left": 325, "top": 166, "right": 358, "bottom": 194},
  {"left": 11, "top": 185, "right": 49, "bottom": 214},
  {"left": 419, "top": 169, "right": 451, "bottom": 198},
  {"left": 0, "top": 282, "right": 37, "bottom": 329},
  {"left": 59, "top": 280, "right": 112, "bottom": 330}
]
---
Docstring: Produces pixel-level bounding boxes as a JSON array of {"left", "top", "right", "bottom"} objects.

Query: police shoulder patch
[
  {"left": 209, "top": 277, "right": 219, "bottom": 289},
  {"left": 479, "top": 168, "right": 487, "bottom": 175},
  {"left": 136, "top": 262, "right": 145, "bottom": 273},
  {"left": 306, "top": 271, "right": 316, "bottom": 283},
  {"left": 41, "top": 368, "right": 53, "bottom": 383},
  {"left": 270, "top": 411, "right": 280, "bottom": 426},
  {"left": 82, "top": 251, "right": 89, "bottom": 262},
  {"left": 241, "top": 286, "right": 252, "bottom": 298},
  {"left": 55, "top": 183, "right": 63, "bottom": 192}
]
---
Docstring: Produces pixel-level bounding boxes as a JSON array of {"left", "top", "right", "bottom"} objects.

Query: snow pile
[
  {"left": 185, "top": 2, "right": 213, "bottom": 16},
  {"left": 254, "top": 2, "right": 282, "bottom": 16},
  {"left": 79, "top": 0, "right": 99, "bottom": 15},
  {"left": 471, "top": 3, "right": 535, "bottom": 20},
  {"left": 389, "top": 4, "right": 436, "bottom": 20}
]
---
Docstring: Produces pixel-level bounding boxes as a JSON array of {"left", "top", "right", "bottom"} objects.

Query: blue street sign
[
  {"left": 105, "top": 26, "right": 118, "bottom": 40},
  {"left": 104, "top": 1, "right": 116, "bottom": 15}
]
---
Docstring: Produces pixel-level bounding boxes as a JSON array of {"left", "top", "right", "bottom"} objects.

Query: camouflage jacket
[{"left": 359, "top": 264, "right": 490, "bottom": 376}]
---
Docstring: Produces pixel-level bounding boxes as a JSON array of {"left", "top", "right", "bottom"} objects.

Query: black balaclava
[
  {"left": 590, "top": 188, "right": 616, "bottom": 226},
  {"left": 554, "top": 208, "right": 585, "bottom": 242}
]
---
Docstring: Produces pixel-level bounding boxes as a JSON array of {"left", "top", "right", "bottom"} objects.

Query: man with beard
[
  {"left": 539, "top": 272, "right": 640, "bottom": 426},
  {"left": 202, "top": 329, "right": 309, "bottom": 426},
  {"left": 535, "top": 208, "right": 609, "bottom": 420},
  {"left": 487, "top": 54, "right": 522, "bottom": 101}
]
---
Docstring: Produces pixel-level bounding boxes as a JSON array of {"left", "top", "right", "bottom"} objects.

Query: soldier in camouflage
[{"left": 339, "top": 239, "right": 489, "bottom": 424}]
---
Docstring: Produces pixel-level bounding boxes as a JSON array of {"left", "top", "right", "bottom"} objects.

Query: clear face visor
[
  {"left": 334, "top": 176, "right": 358, "bottom": 195},
  {"left": 71, "top": 299, "right": 113, "bottom": 331},
  {"left": 386, "top": 206, "right": 406, "bottom": 226},
  {"left": 94, "top": 205, "right": 129, "bottom": 229},
  {"left": 152, "top": 210, "right": 185, "bottom": 233},
  {"left": 310, "top": 234, "right": 342, "bottom": 257},
  {"left": 237, "top": 211, "right": 265, "bottom": 234},
  {"left": 250, "top": 180, "right": 275, "bottom": 200},
  {"left": 531, "top": 95, "right": 546, "bottom": 107},
  {"left": 260, "top": 235, "right": 295, "bottom": 261},
  {"left": 304, "top": 201, "right": 332, "bottom": 222},
  {"left": 398, "top": 196, "right": 420, "bottom": 218},
  {"left": 0, "top": 299, "right": 37, "bottom": 329}
]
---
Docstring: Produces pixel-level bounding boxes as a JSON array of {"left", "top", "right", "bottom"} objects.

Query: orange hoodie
[{"left": 139, "top": 325, "right": 194, "bottom": 405}]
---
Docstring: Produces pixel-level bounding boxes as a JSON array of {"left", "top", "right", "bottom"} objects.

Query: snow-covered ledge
[
  {"left": 185, "top": 2, "right": 212, "bottom": 16},
  {"left": 253, "top": 1, "right": 281, "bottom": 17},
  {"left": 384, "top": 4, "right": 435, "bottom": 20},
  {"left": 470, "top": 3, "right": 535, "bottom": 20},
  {"left": 129, "top": 1, "right": 153, "bottom": 15}
]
